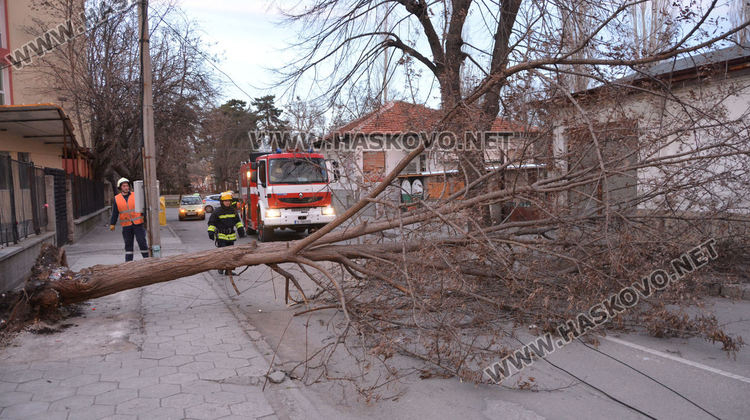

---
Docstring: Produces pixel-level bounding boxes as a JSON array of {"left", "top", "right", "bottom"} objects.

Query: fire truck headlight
[
  {"left": 265, "top": 208, "right": 282, "bottom": 218},
  {"left": 322, "top": 206, "right": 335, "bottom": 216}
]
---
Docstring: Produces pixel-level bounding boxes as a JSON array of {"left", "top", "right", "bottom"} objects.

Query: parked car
[
  {"left": 179, "top": 195, "right": 205, "bottom": 220},
  {"left": 203, "top": 194, "right": 221, "bottom": 213}
]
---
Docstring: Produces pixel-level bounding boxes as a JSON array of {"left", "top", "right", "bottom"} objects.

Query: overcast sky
[
  {"left": 177, "top": 0, "right": 295, "bottom": 104},
  {"left": 174, "top": 0, "right": 736, "bottom": 111}
]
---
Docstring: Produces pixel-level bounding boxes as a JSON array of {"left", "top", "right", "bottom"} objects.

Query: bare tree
[
  {"left": 286, "top": 97, "right": 326, "bottom": 137},
  {"left": 558, "top": 0, "right": 594, "bottom": 92},
  {"left": 630, "top": 0, "right": 676, "bottom": 58},
  {"left": 731, "top": 0, "right": 750, "bottom": 45},
  {"left": 10, "top": 0, "right": 750, "bottom": 393},
  {"left": 26, "top": 0, "right": 217, "bottom": 191}
]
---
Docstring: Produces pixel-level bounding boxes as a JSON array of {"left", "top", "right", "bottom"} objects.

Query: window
[
  {"left": 362, "top": 151, "right": 385, "bottom": 181},
  {"left": 181, "top": 196, "right": 201, "bottom": 205},
  {"left": 566, "top": 120, "right": 638, "bottom": 212},
  {"left": 268, "top": 158, "right": 326, "bottom": 184},
  {"left": 257, "top": 161, "right": 266, "bottom": 185}
]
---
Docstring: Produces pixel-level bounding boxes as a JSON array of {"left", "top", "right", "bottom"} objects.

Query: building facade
[
  {"left": 0, "top": 0, "right": 105, "bottom": 292},
  {"left": 547, "top": 46, "right": 750, "bottom": 217}
]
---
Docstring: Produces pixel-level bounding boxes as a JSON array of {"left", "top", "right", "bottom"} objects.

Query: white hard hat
[{"left": 117, "top": 177, "right": 130, "bottom": 189}]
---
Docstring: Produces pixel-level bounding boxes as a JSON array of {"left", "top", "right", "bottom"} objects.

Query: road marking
[{"left": 603, "top": 336, "right": 750, "bottom": 384}]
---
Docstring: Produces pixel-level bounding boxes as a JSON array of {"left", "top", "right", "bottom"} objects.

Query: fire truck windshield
[{"left": 268, "top": 158, "right": 327, "bottom": 184}]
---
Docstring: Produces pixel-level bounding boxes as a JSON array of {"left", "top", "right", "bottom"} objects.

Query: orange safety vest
[{"left": 115, "top": 193, "right": 144, "bottom": 226}]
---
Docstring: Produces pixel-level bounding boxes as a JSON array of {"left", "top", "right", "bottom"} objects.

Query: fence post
[
  {"left": 28, "top": 164, "right": 40, "bottom": 235},
  {"left": 66, "top": 178, "right": 75, "bottom": 243},
  {"left": 45, "top": 175, "right": 56, "bottom": 233},
  {"left": 5, "top": 156, "right": 19, "bottom": 244}
]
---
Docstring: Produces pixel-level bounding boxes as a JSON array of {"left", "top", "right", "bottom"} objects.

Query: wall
[
  {"left": 550, "top": 69, "right": 750, "bottom": 214},
  {"left": 0, "top": 131, "right": 64, "bottom": 169},
  {"left": 0, "top": 231, "right": 55, "bottom": 291},
  {"left": 6, "top": 0, "right": 90, "bottom": 148},
  {"left": 7, "top": 0, "right": 52, "bottom": 106},
  {"left": 72, "top": 206, "right": 110, "bottom": 242}
]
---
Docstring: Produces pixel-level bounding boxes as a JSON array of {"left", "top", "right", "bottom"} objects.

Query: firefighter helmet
[
  {"left": 220, "top": 191, "right": 233, "bottom": 201},
  {"left": 117, "top": 177, "right": 130, "bottom": 189}
]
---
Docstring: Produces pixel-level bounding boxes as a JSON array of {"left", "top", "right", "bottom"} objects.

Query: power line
[
  {"left": 576, "top": 338, "right": 722, "bottom": 419},
  {"left": 2, "top": 2, "right": 256, "bottom": 104},
  {"left": 509, "top": 336, "right": 657, "bottom": 419},
  {"left": 150, "top": 5, "right": 256, "bottom": 102}
]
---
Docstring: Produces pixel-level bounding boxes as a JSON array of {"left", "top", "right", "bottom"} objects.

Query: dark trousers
[
  {"left": 123, "top": 223, "right": 149, "bottom": 261},
  {"left": 215, "top": 239, "right": 234, "bottom": 248},
  {"left": 215, "top": 239, "right": 234, "bottom": 274}
]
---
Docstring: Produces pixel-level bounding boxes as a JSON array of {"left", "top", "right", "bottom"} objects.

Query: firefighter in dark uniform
[{"left": 207, "top": 191, "right": 245, "bottom": 275}]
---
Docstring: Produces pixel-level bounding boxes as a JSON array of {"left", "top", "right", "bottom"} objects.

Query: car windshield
[
  {"left": 181, "top": 197, "right": 201, "bottom": 205},
  {"left": 269, "top": 158, "right": 327, "bottom": 184}
]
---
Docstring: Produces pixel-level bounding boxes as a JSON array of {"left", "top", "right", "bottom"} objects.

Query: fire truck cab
[{"left": 239, "top": 151, "right": 337, "bottom": 242}]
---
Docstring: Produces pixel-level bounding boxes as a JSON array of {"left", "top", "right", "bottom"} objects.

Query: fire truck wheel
[{"left": 258, "top": 221, "right": 274, "bottom": 242}]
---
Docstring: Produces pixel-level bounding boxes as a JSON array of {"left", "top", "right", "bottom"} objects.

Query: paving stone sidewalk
[{"left": 0, "top": 225, "right": 299, "bottom": 420}]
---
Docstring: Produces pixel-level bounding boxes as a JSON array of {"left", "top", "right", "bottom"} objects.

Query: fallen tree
[
  {"left": 6, "top": 132, "right": 747, "bottom": 386},
  {"left": 5, "top": 0, "right": 750, "bottom": 392}
]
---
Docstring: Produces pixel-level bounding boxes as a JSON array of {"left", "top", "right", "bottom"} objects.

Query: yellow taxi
[{"left": 178, "top": 194, "right": 206, "bottom": 220}]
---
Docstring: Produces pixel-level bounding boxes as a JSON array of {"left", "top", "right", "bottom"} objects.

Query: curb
[
  {"left": 200, "top": 270, "right": 322, "bottom": 420},
  {"left": 168, "top": 219, "right": 322, "bottom": 418},
  {"left": 715, "top": 283, "right": 750, "bottom": 300},
  {"left": 164, "top": 222, "right": 180, "bottom": 240}
]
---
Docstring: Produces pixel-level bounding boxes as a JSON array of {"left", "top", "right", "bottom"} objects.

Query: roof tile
[{"left": 331, "top": 101, "right": 521, "bottom": 135}]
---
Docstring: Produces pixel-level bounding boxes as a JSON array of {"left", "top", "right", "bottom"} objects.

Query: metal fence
[
  {"left": 44, "top": 168, "right": 68, "bottom": 247},
  {"left": 71, "top": 174, "right": 105, "bottom": 219},
  {"left": 0, "top": 156, "right": 48, "bottom": 247}
]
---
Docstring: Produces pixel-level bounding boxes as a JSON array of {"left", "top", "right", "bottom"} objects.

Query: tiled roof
[
  {"left": 631, "top": 44, "right": 750, "bottom": 83},
  {"left": 563, "top": 45, "right": 750, "bottom": 97},
  {"left": 330, "top": 101, "right": 524, "bottom": 135}
]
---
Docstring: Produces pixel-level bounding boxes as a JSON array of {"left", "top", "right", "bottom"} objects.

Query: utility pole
[{"left": 139, "top": 0, "right": 161, "bottom": 257}]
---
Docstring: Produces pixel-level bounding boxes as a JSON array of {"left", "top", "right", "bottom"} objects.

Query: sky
[
  {"left": 176, "top": 0, "right": 297, "bottom": 104},
  {"left": 173, "top": 0, "right": 738, "bottom": 112},
  {"left": 175, "top": 0, "right": 444, "bottom": 115}
]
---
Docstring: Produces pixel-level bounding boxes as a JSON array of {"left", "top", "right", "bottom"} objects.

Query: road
[{"left": 168, "top": 207, "right": 750, "bottom": 419}]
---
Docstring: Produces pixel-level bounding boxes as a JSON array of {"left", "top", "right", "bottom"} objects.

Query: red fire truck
[{"left": 238, "top": 151, "right": 337, "bottom": 242}]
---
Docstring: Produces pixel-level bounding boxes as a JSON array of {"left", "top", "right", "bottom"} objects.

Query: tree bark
[{"left": 23, "top": 239, "right": 435, "bottom": 309}]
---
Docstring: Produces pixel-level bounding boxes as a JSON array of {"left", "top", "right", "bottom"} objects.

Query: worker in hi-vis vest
[{"left": 109, "top": 178, "right": 150, "bottom": 261}]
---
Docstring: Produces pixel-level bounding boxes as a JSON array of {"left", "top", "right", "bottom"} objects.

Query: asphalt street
[
  {"left": 2, "top": 208, "right": 747, "bottom": 419},
  {"left": 170, "top": 208, "right": 750, "bottom": 420}
]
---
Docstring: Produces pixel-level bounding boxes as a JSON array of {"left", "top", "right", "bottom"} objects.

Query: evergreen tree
[{"left": 252, "top": 95, "right": 290, "bottom": 149}]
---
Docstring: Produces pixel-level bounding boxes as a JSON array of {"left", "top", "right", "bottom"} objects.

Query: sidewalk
[{"left": 0, "top": 224, "right": 301, "bottom": 419}]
